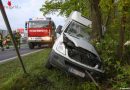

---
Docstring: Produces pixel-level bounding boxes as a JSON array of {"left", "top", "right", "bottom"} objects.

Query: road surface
[{"left": 0, "top": 44, "right": 45, "bottom": 62}]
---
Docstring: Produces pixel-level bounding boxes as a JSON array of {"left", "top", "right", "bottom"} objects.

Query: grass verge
[
  {"left": 0, "top": 48, "right": 97, "bottom": 90},
  {"left": 1, "top": 46, "right": 130, "bottom": 90}
]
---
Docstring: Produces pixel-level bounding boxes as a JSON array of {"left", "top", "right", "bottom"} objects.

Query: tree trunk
[
  {"left": 90, "top": 0, "right": 103, "bottom": 41},
  {"left": 117, "top": 14, "right": 126, "bottom": 59}
]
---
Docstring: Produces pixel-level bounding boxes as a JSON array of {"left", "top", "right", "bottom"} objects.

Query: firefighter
[
  {"left": 4, "top": 34, "right": 11, "bottom": 49},
  {"left": 0, "top": 32, "right": 4, "bottom": 51},
  {"left": 13, "top": 31, "right": 21, "bottom": 49},
  {"left": 16, "top": 32, "right": 21, "bottom": 49}
]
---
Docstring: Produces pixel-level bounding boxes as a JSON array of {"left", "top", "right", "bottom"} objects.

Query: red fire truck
[{"left": 25, "top": 17, "right": 56, "bottom": 49}]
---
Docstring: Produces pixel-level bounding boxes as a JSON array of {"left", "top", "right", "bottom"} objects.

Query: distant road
[{"left": 0, "top": 44, "right": 45, "bottom": 62}]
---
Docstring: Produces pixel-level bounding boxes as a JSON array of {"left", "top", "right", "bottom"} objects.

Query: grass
[
  {"left": 0, "top": 48, "right": 97, "bottom": 90},
  {"left": 0, "top": 48, "right": 50, "bottom": 89},
  {"left": 1, "top": 44, "right": 129, "bottom": 90}
]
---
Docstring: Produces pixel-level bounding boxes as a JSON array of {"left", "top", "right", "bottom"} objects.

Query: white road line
[{"left": 0, "top": 49, "right": 44, "bottom": 64}]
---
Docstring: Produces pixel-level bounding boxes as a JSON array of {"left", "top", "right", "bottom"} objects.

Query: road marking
[{"left": 0, "top": 49, "right": 44, "bottom": 64}]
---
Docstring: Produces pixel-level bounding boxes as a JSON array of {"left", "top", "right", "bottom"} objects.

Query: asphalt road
[{"left": 0, "top": 44, "right": 45, "bottom": 62}]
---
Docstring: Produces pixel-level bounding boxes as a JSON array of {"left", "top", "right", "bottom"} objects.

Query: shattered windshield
[
  {"left": 65, "top": 21, "right": 91, "bottom": 40},
  {"left": 29, "top": 21, "right": 49, "bottom": 28}
]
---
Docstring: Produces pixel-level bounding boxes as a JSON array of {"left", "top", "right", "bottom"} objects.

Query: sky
[{"left": 0, "top": 0, "right": 66, "bottom": 30}]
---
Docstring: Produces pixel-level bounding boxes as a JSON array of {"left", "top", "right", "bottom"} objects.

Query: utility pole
[{"left": 0, "top": 0, "right": 27, "bottom": 74}]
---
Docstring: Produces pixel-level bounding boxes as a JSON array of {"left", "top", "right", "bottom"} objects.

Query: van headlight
[{"left": 56, "top": 42, "right": 66, "bottom": 55}]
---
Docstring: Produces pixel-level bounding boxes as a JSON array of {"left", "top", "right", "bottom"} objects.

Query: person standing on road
[
  {"left": 16, "top": 31, "right": 21, "bottom": 49},
  {"left": 13, "top": 31, "right": 21, "bottom": 49},
  {"left": 4, "top": 34, "right": 11, "bottom": 49},
  {"left": 0, "top": 32, "right": 4, "bottom": 51}
]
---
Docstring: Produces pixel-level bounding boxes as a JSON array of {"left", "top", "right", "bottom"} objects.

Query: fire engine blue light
[{"left": 29, "top": 18, "right": 32, "bottom": 21}]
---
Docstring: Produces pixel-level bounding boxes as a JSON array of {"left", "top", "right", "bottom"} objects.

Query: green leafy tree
[
  {"left": 98, "top": 0, "right": 130, "bottom": 60},
  {"left": 117, "top": 0, "right": 130, "bottom": 59},
  {"left": 40, "top": 0, "right": 103, "bottom": 40},
  {"left": 40, "top": 0, "right": 89, "bottom": 17},
  {"left": 40, "top": 0, "right": 130, "bottom": 59}
]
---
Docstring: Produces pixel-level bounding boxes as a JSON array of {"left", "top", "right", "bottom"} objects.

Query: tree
[
  {"left": 40, "top": 0, "right": 103, "bottom": 40},
  {"left": 40, "top": 0, "right": 89, "bottom": 17},
  {"left": 90, "top": 0, "right": 103, "bottom": 41},
  {"left": 117, "top": 0, "right": 129, "bottom": 59}
]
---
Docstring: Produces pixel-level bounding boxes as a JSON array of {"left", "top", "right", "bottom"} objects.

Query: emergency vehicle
[{"left": 25, "top": 17, "right": 56, "bottom": 49}]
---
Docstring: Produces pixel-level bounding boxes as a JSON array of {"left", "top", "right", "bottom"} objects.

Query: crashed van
[{"left": 45, "top": 11, "right": 104, "bottom": 79}]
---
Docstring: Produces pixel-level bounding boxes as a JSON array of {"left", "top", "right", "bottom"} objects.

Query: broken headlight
[
  {"left": 56, "top": 42, "right": 66, "bottom": 55},
  {"left": 56, "top": 34, "right": 74, "bottom": 55}
]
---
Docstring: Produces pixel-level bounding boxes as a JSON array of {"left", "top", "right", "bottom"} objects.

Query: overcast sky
[{"left": 0, "top": 0, "right": 65, "bottom": 30}]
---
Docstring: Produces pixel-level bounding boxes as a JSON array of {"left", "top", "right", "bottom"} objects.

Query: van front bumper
[{"left": 49, "top": 50, "right": 104, "bottom": 79}]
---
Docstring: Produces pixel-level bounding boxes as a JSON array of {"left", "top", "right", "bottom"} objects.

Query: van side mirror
[
  {"left": 56, "top": 25, "right": 62, "bottom": 34},
  {"left": 25, "top": 22, "right": 28, "bottom": 30}
]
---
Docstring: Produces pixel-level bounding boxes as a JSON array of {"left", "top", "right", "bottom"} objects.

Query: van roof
[{"left": 66, "top": 11, "right": 91, "bottom": 27}]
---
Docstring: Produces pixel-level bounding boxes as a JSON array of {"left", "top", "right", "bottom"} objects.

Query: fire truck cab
[{"left": 25, "top": 17, "right": 56, "bottom": 49}]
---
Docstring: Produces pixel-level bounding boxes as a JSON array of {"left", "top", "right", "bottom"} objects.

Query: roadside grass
[
  {"left": 1, "top": 47, "right": 130, "bottom": 90},
  {"left": 0, "top": 48, "right": 97, "bottom": 90}
]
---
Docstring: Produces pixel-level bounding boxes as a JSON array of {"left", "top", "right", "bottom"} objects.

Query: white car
[{"left": 45, "top": 11, "right": 104, "bottom": 79}]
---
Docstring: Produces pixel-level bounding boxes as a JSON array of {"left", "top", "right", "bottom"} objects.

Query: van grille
[{"left": 68, "top": 47, "right": 101, "bottom": 67}]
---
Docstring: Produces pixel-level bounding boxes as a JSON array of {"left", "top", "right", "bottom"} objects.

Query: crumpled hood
[{"left": 64, "top": 33, "right": 100, "bottom": 60}]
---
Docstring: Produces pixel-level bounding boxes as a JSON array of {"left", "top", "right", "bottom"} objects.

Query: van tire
[{"left": 29, "top": 43, "right": 34, "bottom": 49}]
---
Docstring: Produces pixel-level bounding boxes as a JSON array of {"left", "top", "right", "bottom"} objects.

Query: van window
[{"left": 65, "top": 21, "right": 91, "bottom": 40}]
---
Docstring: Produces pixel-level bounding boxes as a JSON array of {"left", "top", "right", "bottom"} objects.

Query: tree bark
[
  {"left": 117, "top": 14, "right": 126, "bottom": 59},
  {"left": 90, "top": 0, "right": 103, "bottom": 41}
]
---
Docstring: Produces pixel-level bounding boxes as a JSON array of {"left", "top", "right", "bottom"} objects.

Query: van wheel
[
  {"left": 29, "top": 43, "right": 34, "bottom": 49},
  {"left": 38, "top": 44, "right": 41, "bottom": 48},
  {"left": 45, "top": 57, "right": 52, "bottom": 69}
]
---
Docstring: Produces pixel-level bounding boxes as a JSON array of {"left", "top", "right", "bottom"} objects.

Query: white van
[{"left": 45, "top": 11, "right": 104, "bottom": 79}]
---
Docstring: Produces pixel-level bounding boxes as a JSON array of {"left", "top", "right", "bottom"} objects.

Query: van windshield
[
  {"left": 66, "top": 21, "right": 91, "bottom": 40},
  {"left": 29, "top": 21, "right": 49, "bottom": 28}
]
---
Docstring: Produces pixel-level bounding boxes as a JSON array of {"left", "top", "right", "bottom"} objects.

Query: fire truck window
[{"left": 29, "top": 21, "right": 49, "bottom": 28}]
